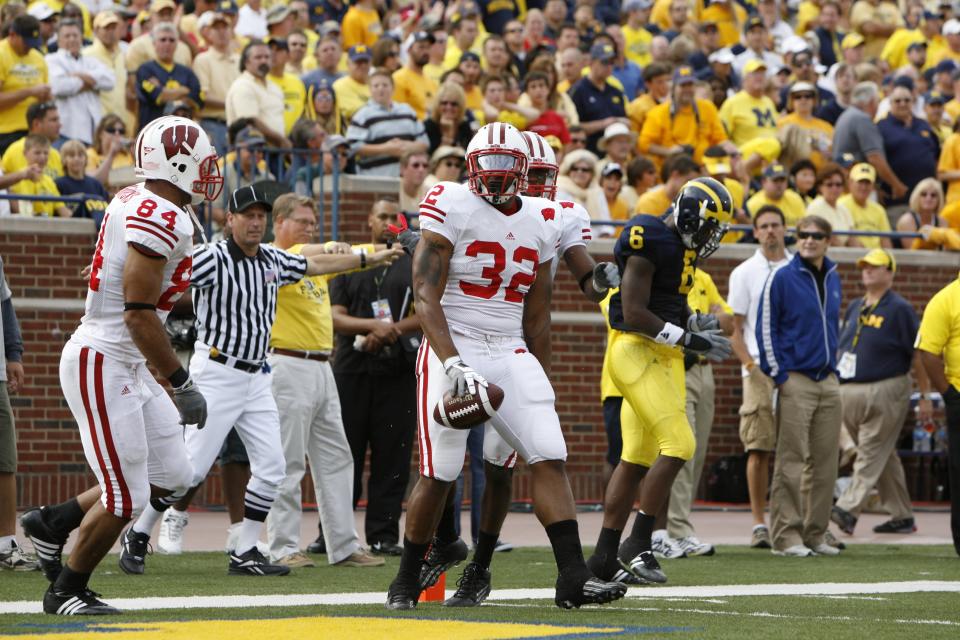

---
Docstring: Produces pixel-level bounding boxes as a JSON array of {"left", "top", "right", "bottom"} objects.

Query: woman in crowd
[
  {"left": 778, "top": 82, "right": 834, "bottom": 169},
  {"left": 557, "top": 149, "right": 612, "bottom": 233},
  {"left": 520, "top": 56, "right": 580, "bottom": 127},
  {"left": 899, "top": 178, "right": 948, "bottom": 249},
  {"left": 791, "top": 159, "right": 818, "bottom": 204},
  {"left": 86, "top": 113, "right": 133, "bottom": 191},
  {"left": 423, "top": 145, "right": 465, "bottom": 191},
  {"left": 424, "top": 82, "right": 475, "bottom": 153},
  {"left": 307, "top": 80, "right": 343, "bottom": 135},
  {"left": 806, "top": 162, "right": 860, "bottom": 247}
]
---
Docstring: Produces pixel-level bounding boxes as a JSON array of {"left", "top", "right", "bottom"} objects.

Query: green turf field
[{"left": 1, "top": 546, "right": 959, "bottom": 638}]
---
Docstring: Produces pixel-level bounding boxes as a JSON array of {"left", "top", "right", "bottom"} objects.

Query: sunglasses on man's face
[{"left": 797, "top": 230, "right": 828, "bottom": 241}]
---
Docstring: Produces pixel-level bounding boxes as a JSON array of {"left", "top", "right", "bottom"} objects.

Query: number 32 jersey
[
  {"left": 72, "top": 182, "right": 195, "bottom": 363},
  {"left": 608, "top": 213, "right": 697, "bottom": 332},
  {"left": 419, "top": 181, "right": 562, "bottom": 337}
]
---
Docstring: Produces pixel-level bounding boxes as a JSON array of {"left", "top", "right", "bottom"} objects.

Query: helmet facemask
[
  {"left": 467, "top": 150, "right": 527, "bottom": 205},
  {"left": 524, "top": 164, "right": 558, "bottom": 199},
  {"left": 675, "top": 199, "right": 727, "bottom": 258},
  {"left": 192, "top": 155, "right": 224, "bottom": 204}
]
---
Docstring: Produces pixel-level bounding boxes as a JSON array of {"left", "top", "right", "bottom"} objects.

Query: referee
[{"left": 120, "top": 185, "right": 403, "bottom": 576}]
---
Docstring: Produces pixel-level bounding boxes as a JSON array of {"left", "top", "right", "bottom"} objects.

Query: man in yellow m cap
[
  {"left": 831, "top": 249, "right": 926, "bottom": 540},
  {"left": 917, "top": 270, "right": 960, "bottom": 556}
]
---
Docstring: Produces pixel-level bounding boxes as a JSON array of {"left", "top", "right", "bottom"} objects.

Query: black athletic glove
[
  {"left": 682, "top": 329, "right": 732, "bottom": 362},
  {"left": 172, "top": 378, "right": 207, "bottom": 429}
]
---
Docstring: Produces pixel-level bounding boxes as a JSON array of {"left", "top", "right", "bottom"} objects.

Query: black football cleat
[
  {"left": 43, "top": 584, "right": 120, "bottom": 616},
  {"left": 118, "top": 529, "right": 151, "bottom": 575},
  {"left": 385, "top": 576, "right": 420, "bottom": 610},
  {"left": 419, "top": 537, "right": 469, "bottom": 590},
  {"left": 443, "top": 561, "right": 492, "bottom": 607},
  {"left": 873, "top": 517, "right": 917, "bottom": 534},
  {"left": 620, "top": 550, "right": 667, "bottom": 584},
  {"left": 305, "top": 535, "right": 326, "bottom": 555},
  {"left": 20, "top": 508, "right": 67, "bottom": 583},
  {"left": 228, "top": 547, "right": 291, "bottom": 576},
  {"left": 586, "top": 552, "right": 642, "bottom": 585},
  {"left": 555, "top": 574, "right": 628, "bottom": 609},
  {"left": 830, "top": 506, "right": 857, "bottom": 535}
]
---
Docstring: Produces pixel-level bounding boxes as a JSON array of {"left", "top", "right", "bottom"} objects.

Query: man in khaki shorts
[{"left": 728, "top": 205, "right": 790, "bottom": 548}]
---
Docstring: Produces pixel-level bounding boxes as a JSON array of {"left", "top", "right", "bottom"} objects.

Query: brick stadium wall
[{"left": 5, "top": 189, "right": 960, "bottom": 509}]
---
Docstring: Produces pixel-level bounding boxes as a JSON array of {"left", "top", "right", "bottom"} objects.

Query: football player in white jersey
[
  {"left": 424, "top": 131, "right": 627, "bottom": 606},
  {"left": 22, "top": 116, "right": 222, "bottom": 615},
  {"left": 385, "top": 122, "right": 627, "bottom": 611}
]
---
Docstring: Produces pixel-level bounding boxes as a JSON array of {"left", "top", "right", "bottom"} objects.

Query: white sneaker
[
  {"left": 675, "top": 535, "right": 715, "bottom": 557},
  {"left": 225, "top": 523, "right": 269, "bottom": 555},
  {"left": 650, "top": 530, "right": 686, "bottom": 559},
  {"left": 772, "top": 544, "right": 815, "bottom": 557},
  {"left": 157, "top": 510, "right": 189, "bottom": 555},
  {"left": 808, "top": 542, "right": 840, "bottom": 556}
]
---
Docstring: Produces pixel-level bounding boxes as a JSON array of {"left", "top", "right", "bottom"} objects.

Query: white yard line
[{"left": 2, "top": 581, "right": 959, "bottom": 615}]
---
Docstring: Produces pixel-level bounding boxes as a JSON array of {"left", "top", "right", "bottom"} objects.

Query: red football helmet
[{"left": 466, "top": 122, "right": 529, "bottom": 205}]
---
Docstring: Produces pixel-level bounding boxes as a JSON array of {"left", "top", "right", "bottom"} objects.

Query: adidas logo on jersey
[
  {"left": 120, "top": 385, "right": 131, "bottom": 396},
  {"left": 506, "top": 232, "right": 515, "bottom": 240}
]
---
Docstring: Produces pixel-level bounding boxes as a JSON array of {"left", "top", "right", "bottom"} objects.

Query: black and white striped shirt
[{"left": 191, "top": 237, "right": 308, "bottom": 363}]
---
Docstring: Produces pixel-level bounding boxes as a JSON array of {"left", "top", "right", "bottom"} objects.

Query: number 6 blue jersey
[{"left": 608, "top": 213, "right": 697, "bottom": 332}]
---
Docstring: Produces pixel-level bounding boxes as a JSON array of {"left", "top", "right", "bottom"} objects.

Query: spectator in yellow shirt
[
  {"left": 622, "top": 0, "right": 654, "bottom": 67},
  {"left": 458, "top": 51, "right": 485, "bottom": 115},
  {"left": 627, "top": 61, "right": 672, "bottom": 134},
  {"left": 9, "top": 134, "right": 69, "bottom": 217},
  {"left": 443, "top": 14, "right": 483, "bottom": 71},
  {"left": 939, "top": 121, "right": 960, "bottom": 205},
  {"left": 638, "top": 65, "right": 729, "bottom": 171},
  {"left": 839, "top": 162, "right": 893, "bottom": 249},
  {"left": 341, "top": 0, "right": 381, "bottom": 50},
  {"left": 850, "top": 0, "right": 904, "bottom": 61},
  {"left": 393, "top": 31, "right": 437, "bottom": 121},
  {"left": 478, "top": 74, "right": 535, "bottom": 127},
  {"left": 778, "top": 82, "right": 834, "bottom": 169},
  {"left": 333, "top": 46, "right": 372, "bottom": 124},
  {"left": 1, "top": 101, "right": 63, "bottom": 182},
  {"left": 634, "top": 153, "right": 700, "bottom": 215},
  {"left": 746, "top": 163, "right": 808, "bottom": 227},
  {"left": 267, "top": 38, "right": 306, "bottom": 136},
  {"left": 0, "top": 14, "right": 51, "bottom": 154},
  {"left": 600, "top": 162, "right": 629, "bottom": 220},
  {"left": 719, "top": 59, "right": 778, "bottom": 148},
  {"left": 695, "top": 0, "right": 748, "bottom": 48}
]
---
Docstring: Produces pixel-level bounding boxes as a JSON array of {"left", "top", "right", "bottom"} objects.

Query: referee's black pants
[
  {"left": 942, "top": 387, "right": 960, "bottom": 556},
  {"left": 335, "top": 371, "right": 416, "bottom": 545}
]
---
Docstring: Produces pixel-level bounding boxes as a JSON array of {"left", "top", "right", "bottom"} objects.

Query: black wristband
[
  {"left": 360, "top": 251, "right": 366, "bottom": 268},
  {"left": 577, "top": 271, "right": 593, "bottom": 292},
  {"left": 168, "top": 367, "right": 189, "bottom": 389},
  {"left": 124, "top": 302, "right": 157, "bottom": 311},
  {"left": 683, "top": 332, "right": 711, "bottom": 353}
]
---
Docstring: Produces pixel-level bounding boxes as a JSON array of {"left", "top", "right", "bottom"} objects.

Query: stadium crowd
[{"left": 2, "top": 0, "right": 960, "bottom": 604}]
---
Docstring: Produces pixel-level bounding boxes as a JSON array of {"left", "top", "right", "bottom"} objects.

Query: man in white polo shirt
[{"left": 727, "top": 204, "right": 790, "bottom": 549}]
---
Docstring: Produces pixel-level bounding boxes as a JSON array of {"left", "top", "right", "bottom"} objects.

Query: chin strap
[{"left": 186, "top": 204, "right": 209, "bottom": 248}]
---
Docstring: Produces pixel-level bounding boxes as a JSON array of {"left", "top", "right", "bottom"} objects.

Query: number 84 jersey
[
  {"left": 72, "top": 182, "right": 195, "bottom": 363},
  {"left": 608, "top": 213, "right": 697, "bottom": 332},
  {"left": 419, "top": 181, "right": 562, "bottom": 337}
]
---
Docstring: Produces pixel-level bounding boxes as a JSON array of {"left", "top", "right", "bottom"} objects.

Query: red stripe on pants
[
  {"left": 79, "top": 347, "right": 114, "bottom": 515},
  {"left": 420, "top": 341, "right": 434, "bottom": 478},
  {"left": 93, "top": 352, "right": 132, "bottom": 518}
]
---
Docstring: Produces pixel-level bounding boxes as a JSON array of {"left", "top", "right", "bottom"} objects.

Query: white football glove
[
  {"left": 442, "top": 356, "right": 489, "bottom": 397},
  {"left": 592, "top": 262, "right": 621, "bottom": 293},
  {"left": 682, "top": 329, "right": 732, "bottom": 362},
  {"left": 686, "top": 311, "right": 720, "bottom": 333}
]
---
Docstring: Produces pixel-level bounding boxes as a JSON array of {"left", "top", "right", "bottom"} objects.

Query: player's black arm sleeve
[
  {"left": 563, "top": 245, "right": 604, "bottom": 303},
  {"left": 523, "top": 259, "right": 554, "bottom": 376},
  {"left": 620, "top": 254, "right": 668, "bottom": 338},
  {"left": 122, "top": 245, "right": 187, "bottom": 381},
  {"left": 413, "top": 230, "right": 459, "bottom": 362}
]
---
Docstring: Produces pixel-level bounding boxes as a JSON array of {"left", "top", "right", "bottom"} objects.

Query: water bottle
[
  {"left": 935, "top": 424, "right": 949, "bottom": 452},
  {"left": 913, "top": 423, "right": 932, "bottom": 452}
]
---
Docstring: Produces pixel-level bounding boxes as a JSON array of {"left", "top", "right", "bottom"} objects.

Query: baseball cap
[
  {"left": 266, "top": 4, "right": 290, "bottom": 25},
  {"left": 430, "top": 145, "right": 465, "bottom": 168},
  {"left": 93, "top": 11, "right": 120, "bottom": 29},
  {"left": 763, "top": 163, "right": 788, "bottom": 179},
  {"left": 27, "top": 2, "right": 57, "bottom": 21},
  {"left": 235, "top": 126, "right": 266, "bottom": 148},
  {"left": 266, "top": 37, "right": 289, "bottom": 50},
  {"left": 837, "top": 152, "right": 857, "bottom": 168},
  {"left": 789, "top": 81, "right": 817, "bottom": 94},
  {"left": 623, "top": 0, "right": 653, "bottom": 11},
  {"left": 708, "top": 48, "right": 735, "bottom": 65},
  {"left": 217, "top": 0, "right": 239, "bottom": 15},
  {"left": 320, "top": 20, "right": 340, "bottom": 36},
  {"left": 601, "top": 162, "right": 624, "bottom": 178},
  {"left": 907, "top": 40, "right": 928, "bottom": 52},
  {"left": 589, "top": 43, "right": 617, "bottom": 62},
  {"left": 945, "top": 18, "right": 960, "bottom": 35},
  {"left": 197, "top": 11, "right": 228, "bottom": 30},
  {"left": 459, "top": 51, "right": 481, "bottom": 64},
  {"left": 842, "top": 32, "right": 865, "bottom": 49},
  {"left": 743, "top": 59, "right": 767, "bottom": 74},
  {"left": 230, "top": 184, "right": 272, "bottom": 214},
  {"left": 850, "top": 162, "right": 876, "bottom": 183},
  {"left": 935, "top": 58, "right": 957, "bottom": 75},
  {"left": 893, "top": 75, "right": 916, "bottom": 91},
  {"left": 348, "top": 45, "right": 372, "bottom": 62},
  {"left": 412, "top": 30, "right": 436, "bottom": 44},
  {"left": 12, "top": 15, "right": 42, "bottom": 51},
  {"left": 744, "top": 16, "right": 765, "bottom": 33},
  {"left": 704, "top": 157, "right": 732, "bottom": 175},
  {"left": 782, "top": 35, "right": 810, "bottom": 55},
  {"left": 150, "top": 0, "right": 177, "bottom": 14},
  {"left": 673, "top": 65, "right": 696, "bottom": 84},
  {"left": 856, "top": 248, "right": 896, "bottom": 273},
  {"left": 926, "top": 90, "right": 948, "bottom": 105}
]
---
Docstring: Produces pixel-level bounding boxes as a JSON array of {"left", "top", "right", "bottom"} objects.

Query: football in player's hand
[{"left": 433, "top": 382, "right": 504, "bottom": 429}]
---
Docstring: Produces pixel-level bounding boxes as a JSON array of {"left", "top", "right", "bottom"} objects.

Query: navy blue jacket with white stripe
[{"left": 756, "top": 253, "right": 842, "bottom": 386}]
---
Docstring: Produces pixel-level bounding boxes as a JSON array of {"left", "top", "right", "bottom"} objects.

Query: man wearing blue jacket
[{"left": 757, "top": 215, "right": 843, "bottom": 557}]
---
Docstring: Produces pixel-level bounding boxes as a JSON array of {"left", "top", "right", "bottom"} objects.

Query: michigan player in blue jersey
[{"left": 586, "top": 177, "right": 734, "bottom": 585}]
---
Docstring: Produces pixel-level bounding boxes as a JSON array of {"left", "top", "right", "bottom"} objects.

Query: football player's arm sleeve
[
  {"left": 122, "top": 246, "right": 184, "bottom": 381},
  {"left": 756, "top": 272, "right": 787, "bottom": 385},
  {"left": 413, "top": 229, "right": 459, "bottom": 363},
  {"left": 124, "top": 214, "right": 178, "bottom": 260},
  {"left": 523, "top": 260, "right": 554, "bottom": 374}
]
